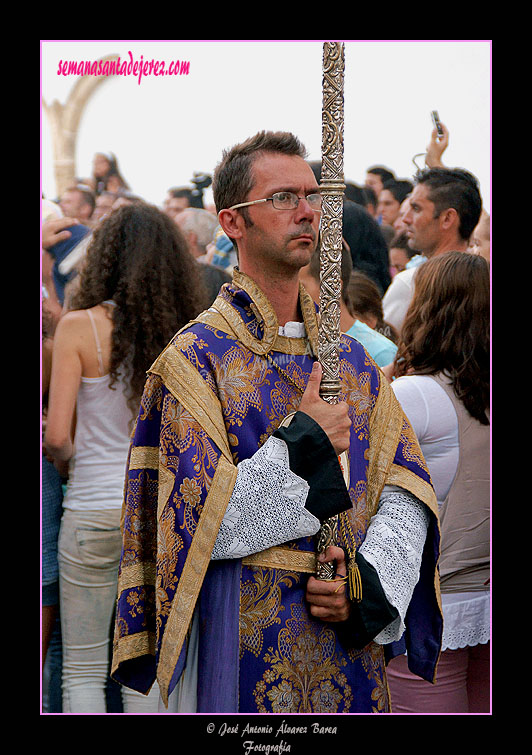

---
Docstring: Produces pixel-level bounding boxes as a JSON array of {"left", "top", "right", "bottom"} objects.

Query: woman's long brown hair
[
  {"left": 70, "top": 202, "right": 210, "bottom": 419},
  {"left": 393, "top": 251, "right": 490, "bottom": 424}
]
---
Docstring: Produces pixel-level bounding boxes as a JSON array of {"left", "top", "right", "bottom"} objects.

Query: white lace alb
[
  {"left": 212, "top": 444, "right": 429, "bottom": 648},
  {"left": 359, "top": 485, "right": 430, "bottom": 643},
  {"left": 211, "top": 435, "right": 320, "bottom": 560}
]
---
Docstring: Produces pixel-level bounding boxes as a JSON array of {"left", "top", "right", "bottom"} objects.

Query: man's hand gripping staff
[{"left": 298, "top": 362, "right": 361, "bottom": 617}]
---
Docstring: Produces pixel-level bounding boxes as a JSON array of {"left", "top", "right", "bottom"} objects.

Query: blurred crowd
[{"left": 42, "top": 119, "right": 490, "bottom": 714}]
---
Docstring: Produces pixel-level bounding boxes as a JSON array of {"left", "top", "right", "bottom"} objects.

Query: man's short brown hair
[{"left": 212, "top": 131, "right": 308, "bottom": 218}]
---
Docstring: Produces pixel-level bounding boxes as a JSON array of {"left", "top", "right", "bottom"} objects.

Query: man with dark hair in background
[
  {"left": 382, "top": 167, "right": 483, "bottom": 333},
  {"left": 59, "top": 184, "right": 96, "bottom": 224},
  {"left": 365, "top": 165, "right": 395, "bottom": 197}
]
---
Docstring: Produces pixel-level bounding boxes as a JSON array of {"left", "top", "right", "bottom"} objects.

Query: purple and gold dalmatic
[{"left": 111, "top": 270, "right": 442, "bottom": 713}]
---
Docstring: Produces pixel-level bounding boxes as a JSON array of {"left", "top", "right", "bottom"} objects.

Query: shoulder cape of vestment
[{"left": 111, "top": 269, "right": 442, "bottom": 710}]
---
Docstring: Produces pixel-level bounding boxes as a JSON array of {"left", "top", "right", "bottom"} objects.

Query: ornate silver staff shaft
[{"left": 316, "top": 41, "right": 346, "bottom": 580}]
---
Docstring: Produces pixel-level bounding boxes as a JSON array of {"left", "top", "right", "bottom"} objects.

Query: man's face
[
  {"left": 237, "top": 153, "right": 321, "bottom": 273},
  {"left": 60, "top": 189, "right": 90, "bottom": 221},
  {"left": 389, "top": 246, "right": 410, "bottom": 276},
  {"left": 377, "top": 189, "right": 400, "bottom": 227},
  {"left": 92, "top": 193, "right": 116, "bottom": 223},
  {"left": 365, "top": 172, "right": 383, "bottom": 196},
  {"left": 165, "top": 196, "right": 190, "bottom": 220},
  {"left": 468, "top": 216, "right": 490, "bottom": 263},
  {"left": 402, "top": 183, "right": 441, "bottom": 256},
  {"left": 393, "top": 197, "right": 411, "bottom": 233}
]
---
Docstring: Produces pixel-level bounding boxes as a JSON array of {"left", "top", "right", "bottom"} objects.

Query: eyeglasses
[{"left": 228, "top": 191, "right": 322, "bottom": 212}]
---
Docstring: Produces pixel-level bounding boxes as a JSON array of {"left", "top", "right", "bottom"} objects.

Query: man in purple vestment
[{"left": 112, "top": 132, "right": 443, "bottom": 713}]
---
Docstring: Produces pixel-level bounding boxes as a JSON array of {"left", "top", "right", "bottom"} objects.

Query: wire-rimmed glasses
[{"left": 228, "top": 191, "right": 322, "bottom": 212}]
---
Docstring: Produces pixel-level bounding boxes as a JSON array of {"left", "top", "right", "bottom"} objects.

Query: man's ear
[
  {"left": 217, "top": 208, "right": 243, "bottom": 242},
  {"left": 439, "top": 206, "right": 459, "bottom": 231}
]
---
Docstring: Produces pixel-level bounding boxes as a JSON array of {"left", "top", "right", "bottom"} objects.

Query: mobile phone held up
[{"left": 431, "top": 110, "right": 444, "bottom": 137}]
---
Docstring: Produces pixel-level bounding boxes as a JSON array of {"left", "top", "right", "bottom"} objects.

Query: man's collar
[{"left": 210, "top": 267, "right": 320, "bottom": 356}]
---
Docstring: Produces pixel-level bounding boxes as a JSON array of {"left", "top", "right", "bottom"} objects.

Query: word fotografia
[
  {"left": 56, "top": 51, "right": 190, "bottom": 85},
  {"left": 243, "top": 741, "right": 291, "bottom": 755}
]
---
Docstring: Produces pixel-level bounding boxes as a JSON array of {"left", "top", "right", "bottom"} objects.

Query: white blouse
[{"left": 391, "top": 375, "right": 490, "bottom": 650}]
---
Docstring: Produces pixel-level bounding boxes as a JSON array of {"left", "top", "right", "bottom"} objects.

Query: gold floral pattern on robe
[
  {"left": 339, "top": 359, "right": 376, "bottom": 441},
  {"left": 159, "top": 392, "right": 219, "bottom": 501},
  {"left": 209, "top": 345, "right": 271, "bottom": 428},
  {"left": 252, "top": 601, "right": 353, "bottom": 713},
  {"left": 156, "top": 503, "right": 182, "bottom": 629},
  {"left": 347, "top": 643, "right": 390, "bottom": 713},
  {"left": 399, "top": 417, "right": 427, "bottom": 468},
  {"left": 172, "top": 331, "right": 209, "bottom": 369},
  {"left": 138, "top": 372, "right": 164, "bottom": 422},
  {"left": 120, "top": 469, "right": 159, "bottom": 567},
  {"left": 240, "top": 568, "right": 301, "bottom": 660},
  {"left": 259, "top": 361, "right": 310, "bottom": 445}
]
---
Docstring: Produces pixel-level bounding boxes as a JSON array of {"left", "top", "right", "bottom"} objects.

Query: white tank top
[{"left": 62, "top": 309, "right": 134, "bottom": 511}]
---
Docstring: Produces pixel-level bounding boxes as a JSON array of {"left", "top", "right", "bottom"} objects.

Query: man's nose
[
  {"left": 295, "top": 196, "right": 317, "bottom": 222},
  {"left": 402, "top": 209, "right": 413, "bottom": 225}
]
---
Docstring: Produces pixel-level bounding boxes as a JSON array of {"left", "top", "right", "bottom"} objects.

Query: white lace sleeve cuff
[
  {"left": 359, "top": 485, "right": 430, "bottom": 644},
  {"left": 211, "top": 435, "right": 321, "bottom": 560}
]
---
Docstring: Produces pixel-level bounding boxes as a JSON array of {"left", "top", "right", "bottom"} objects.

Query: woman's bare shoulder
[{"left": 56, "top": 305, "right": 110, "bottom": 331}]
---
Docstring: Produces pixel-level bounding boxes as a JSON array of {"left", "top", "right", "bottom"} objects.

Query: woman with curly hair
[
  {"left": 385, "top": 251, "right": 490, "bottom": 713},
  {"left": 44, "top": 203, "right": 209, "bottom": 712}
]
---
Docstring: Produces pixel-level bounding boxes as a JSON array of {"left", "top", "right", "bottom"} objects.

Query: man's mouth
[{"left": 291, "top": 227, "right": 316, "bottom": 243}]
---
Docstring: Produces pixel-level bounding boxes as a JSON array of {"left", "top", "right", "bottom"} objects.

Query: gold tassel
[
  {"left": 347, "top": 551, "right": 362, "bottom": 603},
  {"left": 336, "top": 512, "right": 363, "bottom": 602}
]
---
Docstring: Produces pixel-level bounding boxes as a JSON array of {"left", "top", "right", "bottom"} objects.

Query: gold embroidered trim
[
  {"left": 189, "top": 307, "right": 236, "bottom": 335},
  {"left": 367, "top": 374, "right": 439, "bottom": 519},
  {"left": 242, "top": 546, "right": 317, "bottom": 573},
  {"left": 157, "top": 455, "right": 238, "bottom": 708},
  {"left": 200, "top": 305, "right": 312, "bottom": 357},
  {"left": 366, "top": 372, "right": 406, "bottom": 516},
  {"left": 129, "top": 446, "right": 158, "bottom": 470},
  {"left": 112, "top": 630, "right": 156, "bottom": 674},
  {"left": 213, "top": 295, "right": 277, "bottom": 355},
  {"left": 157, "top": 464, "right": 175, "bottom": 521},
  {"left": 273, "top": 333, "right": 310, "bottom": 355},
  {"left": 199, "top": 269, "right": 320, "bottom": 358},
  {"left": 117, "top": 562, "right": 157, "bottom": 592},
  {"left": 387, "top": 463, "right": 438, "bottom": 518},
  {"left": 149, "top": 345, "right": 232, "bottom": 463}
]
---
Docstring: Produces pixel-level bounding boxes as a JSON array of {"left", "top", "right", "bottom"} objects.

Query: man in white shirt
[{"left": 382, "top": 167, "right": 483, "bottom": 333}]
